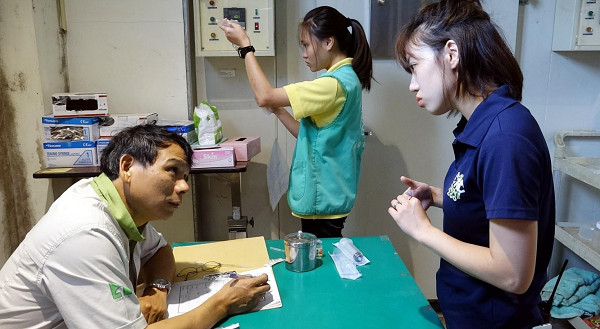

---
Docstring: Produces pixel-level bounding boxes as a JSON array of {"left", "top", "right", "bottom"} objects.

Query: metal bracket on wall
[
  {"left": 227, "top": 216, "right": 255, "bottom": 239},
  {"left": 58, "top": 0, "right": 67, "bottom": 31}
]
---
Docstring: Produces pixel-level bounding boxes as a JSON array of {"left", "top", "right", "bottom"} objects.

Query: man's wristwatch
[
  {"left": 238, "top": 45, "right": 255, "bottom": 59},
  {"left": 147, "top": 279, "right": 171, "bottom": 295}
]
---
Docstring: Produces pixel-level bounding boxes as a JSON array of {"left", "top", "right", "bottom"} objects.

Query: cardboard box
[
  {"left": 52, "top": 93, "right": 108, "bottom": 117},
  {"left": 99, "top": 113, "right": 158, "bottom": 138},
  {"left": 158, "top": 120, "right": 198, "bottom": 144},
  {"left": 96, "top": 139, "right": 111, "bottom": 161},
  {"left": 42, "top": 116, "right": 100, "bottom": 142},
  {"left": 43, "top": 141, "right": 98, "bottom": 167},
  {"left": 191, "top": 146, "right": 235, "bottom": 168},
  {"left": 220, "top": 136, "right": 261, "bottom": 161}
]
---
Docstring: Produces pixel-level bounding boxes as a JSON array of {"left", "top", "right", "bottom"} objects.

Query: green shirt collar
[{"left": 91, "top": 173, "right": 145, "bottom": 242}]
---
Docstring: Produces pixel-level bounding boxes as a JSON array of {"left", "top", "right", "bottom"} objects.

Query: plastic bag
[
  {"left": 329, "top": 248, "right": 361, "bottom": 280},
  {"left": 334, "top": 238, "right": 370, "bottom": 266},
  {"left": 193, "top": 102, "right": 223, "bottom": 145}
]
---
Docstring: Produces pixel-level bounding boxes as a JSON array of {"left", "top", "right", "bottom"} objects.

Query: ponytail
[{"left": 347, "top": 19, "right": 373, "bottom": 91}]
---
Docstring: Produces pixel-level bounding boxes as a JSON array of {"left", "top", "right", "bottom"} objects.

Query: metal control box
[
  {"left": 553, "top": 0, "right": 600, "bottom": 51},
  {"left": 194, "top": 0, "right": 275, "bottom": 56}
]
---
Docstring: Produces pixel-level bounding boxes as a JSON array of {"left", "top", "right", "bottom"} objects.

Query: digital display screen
[{"left": 223, "top": 8, "right": 246, "bottom": 29}]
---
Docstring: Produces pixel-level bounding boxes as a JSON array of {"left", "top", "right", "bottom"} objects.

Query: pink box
[
  {"left": 191, "top": 146, "right": 235, "bottom": 168},
  {"left": 220, "top": 137, "right": 261, "bottom": 161}
]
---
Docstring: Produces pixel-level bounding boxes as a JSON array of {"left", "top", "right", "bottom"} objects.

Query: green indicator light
[{"left": 210, "top": 16, "right": 215, "bottom": 22}]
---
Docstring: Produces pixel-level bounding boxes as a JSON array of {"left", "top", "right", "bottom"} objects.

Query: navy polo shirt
[{"left": 438, "top": 86, "right": 555, "bottom": 329}]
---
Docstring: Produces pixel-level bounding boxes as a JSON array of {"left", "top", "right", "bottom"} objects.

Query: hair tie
[{"left": 346, "top": 17, "right": 352, "bottom": 27}]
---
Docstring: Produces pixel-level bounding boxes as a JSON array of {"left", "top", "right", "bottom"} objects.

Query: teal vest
[{"left": 287, "top": 64, "right": 365, "bottom": 216}]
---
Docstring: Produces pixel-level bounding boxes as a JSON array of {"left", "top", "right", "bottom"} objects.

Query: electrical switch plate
[
  {"left": 553, "top": 0, "right": 600, "bottom": 51},
  {"left": 195, "top": 0, "right": 275, "bottom": 56}
]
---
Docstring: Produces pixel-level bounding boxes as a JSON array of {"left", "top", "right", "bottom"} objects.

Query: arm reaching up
[{"left": 219, "top": 19, "right": 290, "bottom": 108}]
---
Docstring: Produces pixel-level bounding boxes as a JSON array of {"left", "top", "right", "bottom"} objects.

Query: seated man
[{"left": 0, "top": 125, "right": 269, "bottom": 328}]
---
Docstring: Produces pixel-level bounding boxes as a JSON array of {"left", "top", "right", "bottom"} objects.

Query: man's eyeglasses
[{"left": 176, "top": 261, "right": 251, "bottom": 281}]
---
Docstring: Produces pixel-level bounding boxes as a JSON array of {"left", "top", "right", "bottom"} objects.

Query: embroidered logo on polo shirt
[
  {"left": 109, "top": 282, "right": 133, "bottom": 300},
  {"left": 447, "top": 172, "right": 465, "bottom": 201}
]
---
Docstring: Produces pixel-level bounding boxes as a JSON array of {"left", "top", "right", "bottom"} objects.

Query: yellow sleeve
[{"left": 283, "top": 77, "right": 346, "bottom": 127}]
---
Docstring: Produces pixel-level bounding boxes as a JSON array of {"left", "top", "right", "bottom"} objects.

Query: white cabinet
[{"left": 553, "top": 130, "right": 600, "bottom": 271}]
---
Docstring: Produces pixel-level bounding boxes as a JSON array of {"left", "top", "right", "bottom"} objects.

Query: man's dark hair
[{"left": 100, "top": 124, "right": 193, "bottom": 180}]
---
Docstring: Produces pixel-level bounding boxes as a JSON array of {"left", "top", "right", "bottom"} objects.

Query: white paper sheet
[
  {"left": 167, "top": 266, "right": 282, "bottom": 318},
  {"left": 267, "top": 139, "right": 289, "bottom": 211}
]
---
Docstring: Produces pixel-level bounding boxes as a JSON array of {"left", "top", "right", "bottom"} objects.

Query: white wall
[
  {"left": 64, "top": 0, "right": 189, "bottom": 121},
  {"left": 0, "top": 0, "right": 63, "bottom": 264}
]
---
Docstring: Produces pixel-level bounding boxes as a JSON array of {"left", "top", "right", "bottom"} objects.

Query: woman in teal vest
[{"left": 220, "top": 6, "right": 373, "bottom": 237}]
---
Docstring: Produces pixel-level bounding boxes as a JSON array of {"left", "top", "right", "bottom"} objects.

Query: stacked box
[
  {"left": 96, "top": 139, "right": 111, "bottom": 162},
  {"left": 220, "top": 136, "right": 261, "bottom": 161},
  {"left": 43, "top": 141, "right": 98, "bottom": 167},
  {"left": 42, "top": 116, "right": 100, "bottom": 142},
  {"left": 52, "top": 93, "right": 108, "bottom": 117},
  {"left": 191, "top": 146, "right": 235, "bottom": 168},
  {"left": 158, "top": 120, "right": 198, "bottom": 144},
  {"left": 99, "top": 113, "right": 158, "bottom": 138}
]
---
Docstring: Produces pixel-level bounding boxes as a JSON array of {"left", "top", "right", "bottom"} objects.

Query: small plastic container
[
  {"left": 594, "top": 221, "right": 600, "bottom": 250},
  {"left": 315, "top": 239, "right": 323, "bottom": 259},
  {"left": 579, "top": 224, "right": 595, "bottom": 241},
  {"left": 578, "top": 222, "right": 600, "bottom": 251}
]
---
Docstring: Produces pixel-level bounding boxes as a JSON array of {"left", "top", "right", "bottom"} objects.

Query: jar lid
[{"left": 284, "top": 230, "right": 317, "bottom": 247}]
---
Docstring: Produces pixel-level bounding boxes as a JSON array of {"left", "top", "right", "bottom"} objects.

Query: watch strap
[
  {"left": 147, "top": 278, "right": 171, "bottom": 295},
  {"left": 238, "top": 45, "right": 255, "bottom": 58}
]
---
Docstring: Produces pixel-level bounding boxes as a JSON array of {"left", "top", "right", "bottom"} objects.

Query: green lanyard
[{"left": 91, "top": 173, "right": 146, "bottom": 286}]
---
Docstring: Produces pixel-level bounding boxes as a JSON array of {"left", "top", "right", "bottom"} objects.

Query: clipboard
[
  {"left": 169, "top": 237, "right": 281, "bottom": 318},
  {"left": 172, "top": 236, "right": 270, "bottom": 282}
]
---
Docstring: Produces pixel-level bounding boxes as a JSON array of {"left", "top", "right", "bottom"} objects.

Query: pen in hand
[
  {"left": 203, "top": 271, "right": 254, "bottom": 281},
  {"left": 229, "top": 272, "right": 254, "bottom": 279}
]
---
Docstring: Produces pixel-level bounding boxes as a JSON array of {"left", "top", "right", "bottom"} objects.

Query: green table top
[{"left": 175, "top": 235, "right": 443, "bottom": 328}]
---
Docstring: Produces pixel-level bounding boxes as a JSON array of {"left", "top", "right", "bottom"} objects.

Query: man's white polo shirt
[{"left": 0, "top": 177, "right": 166, "bottom": 328}]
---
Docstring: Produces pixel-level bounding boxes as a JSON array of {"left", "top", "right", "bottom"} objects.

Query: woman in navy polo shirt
[{"left": 388, "top": 1, "right": 555, "bottom": 328}]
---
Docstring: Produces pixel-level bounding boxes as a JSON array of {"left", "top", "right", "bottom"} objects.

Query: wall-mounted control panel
[
  {"left": 194, "top": 0, "right": 275, "bottom": 56},
  {"left": 553, "top": 0, "right": 600, "bottom": 51}
]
